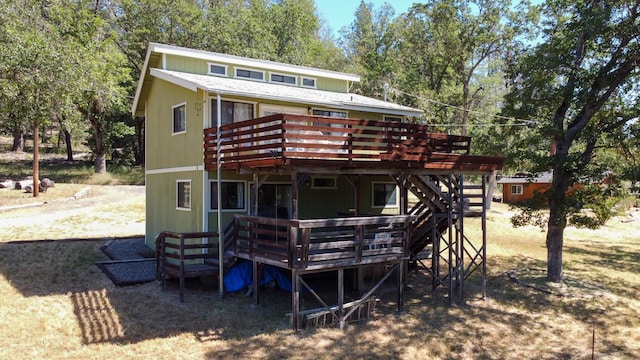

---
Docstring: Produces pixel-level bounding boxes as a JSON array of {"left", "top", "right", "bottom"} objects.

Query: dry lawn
[{"left": 0, "top": 187, "right": 638, "bottom": 359}]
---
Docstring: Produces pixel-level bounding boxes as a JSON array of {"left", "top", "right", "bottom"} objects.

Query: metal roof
[
  {"left": 497, "top": 171, "right": 553, "bottom": 184},
  {"left": 149, "top": 68, "right": 423, "bottom": 117}
]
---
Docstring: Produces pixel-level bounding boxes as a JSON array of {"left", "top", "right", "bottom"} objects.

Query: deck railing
[
  {"left": 231, "top": 214, "right": 415, "bottom": 271},
  {"left": 204, "top": 114, "right": 471, "bottom": 168}
]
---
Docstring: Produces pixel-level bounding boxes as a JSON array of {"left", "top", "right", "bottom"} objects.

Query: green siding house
[
  {"left": 132, "top": 43, "right": 428, "bottom": 245},
  {"left": 132, "top": 43, "right": 503, "bottom": 326}
]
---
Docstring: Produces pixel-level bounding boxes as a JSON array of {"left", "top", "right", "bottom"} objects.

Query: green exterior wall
[
  {"left": 164, "top": 54, "right": 351, "bottom": 93},
  {"left": 143, "top": 52, "right": 405, "bottom": 246},
  {"left": 145, "top": 78, "right": 206, "bottom": 246}
]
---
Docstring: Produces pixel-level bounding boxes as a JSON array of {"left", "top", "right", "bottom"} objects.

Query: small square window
[
  {"left": 177, "top": 180, "right": 191, "bottom": 210},
  {"left": 211, "top": 181, "right": 246, "bottom": 210},
  {"left": 172, "top": 103, "right": 186, "bottom": 134},
  {"left": 208, "top": 63, "right": 227, "bottom": 76},
  {"left": 511, "top": 184, "right": 523, "bottom": 195},
  {"left": 372, "top": 182, "right": 398, "bottom": 208},
  {"left": 311, "top": 176, "right": 337, "bottom": 189},
  {"left": 301, "top": 77, "right": 316, "bottom": 88}
]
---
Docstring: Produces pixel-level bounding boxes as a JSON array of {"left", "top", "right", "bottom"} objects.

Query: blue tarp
[{"left": 224, "top": 260, "right": 298, "bottom": 292}]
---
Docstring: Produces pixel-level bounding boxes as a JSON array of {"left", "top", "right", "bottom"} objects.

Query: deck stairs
[{"left": 404, "top": 175, "right": 487, "bottom": 300}]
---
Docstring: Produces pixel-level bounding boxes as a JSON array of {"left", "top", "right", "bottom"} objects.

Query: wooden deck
[
  {"left": 204, "top": 114, "right": 503, "bottom": 173},
  {"left": 230, "top": 214, "right": 415, "bottom": 272}
]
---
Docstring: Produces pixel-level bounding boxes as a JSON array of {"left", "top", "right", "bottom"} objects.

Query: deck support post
[
  {"left": 482, "top": 175, "right": 488, "bottom": 300},
  {"left": 252, "top": 260, "right": 260, "bottom": 308},
  {"left": 292, "top": 269, "right": 300, "bottom": 331},
  {"left": 338, "top": 269, "right": 345, "bottom": 330},
  {"left": 291, "top": 172, "right": 299, "bottom": 220}
]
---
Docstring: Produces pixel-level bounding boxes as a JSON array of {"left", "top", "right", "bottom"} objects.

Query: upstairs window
[
  {"left": 312, "top": 109, "right": 347, "bottom": 136},
  {"left": 176, "top": 180, "right": 191, "bottom": 210},
  {"left": 211, "top": 100, "right": 254, "bottom": 125},
  {"left": 208, "top": 63, "right": 227, "bottom": 76},
  {"left": 172, "top": 103, "right": 186, "bottom": 134},
  {"left": 235, "top": 68, "right": 264, "bottom": 81},
  {"left": 372, "top": 182, "right": 398, "bottom": 208},
  {"left": 270, "top": 73, "right": 297, "bottom": 85},
  {"left": 301, "top": 77, "right": 316, "bottom": 88}
]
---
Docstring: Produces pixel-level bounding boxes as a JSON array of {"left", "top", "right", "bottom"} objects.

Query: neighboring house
[
  {"left": 131, "top": 43, "right": 504, "bottom": 327},
  {"left": 497, "top": 172, "right": 553, "bottom": 204}
]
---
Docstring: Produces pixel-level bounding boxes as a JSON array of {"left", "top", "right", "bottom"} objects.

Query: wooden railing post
[{"left": 300, "top": 228, "right": 310, "bottom": 269}]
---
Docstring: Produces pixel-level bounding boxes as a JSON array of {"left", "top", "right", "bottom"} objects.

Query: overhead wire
[{"left": 389, "top": 87, "right": 540, "bottom": 127}]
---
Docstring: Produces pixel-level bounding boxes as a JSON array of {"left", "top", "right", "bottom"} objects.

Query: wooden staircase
[{"left": 403, "top": 174, "right": 488, "bottom": 303}]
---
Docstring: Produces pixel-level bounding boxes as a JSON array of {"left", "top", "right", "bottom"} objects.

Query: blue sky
[{"left": 315, "top": 0, "right": 417, "bottom": 36}]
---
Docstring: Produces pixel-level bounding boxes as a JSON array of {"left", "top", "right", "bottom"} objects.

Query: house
[
  {"left": 131, "top": 43, "right": 503, "bottom": 328},
  {"left": 497, "top": 172, "right": 553, "bottom": 204}
]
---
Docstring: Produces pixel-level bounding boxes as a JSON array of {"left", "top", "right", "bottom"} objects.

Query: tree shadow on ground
[{"left": 1, "top": 240, "right": 637, "bottom": 358}]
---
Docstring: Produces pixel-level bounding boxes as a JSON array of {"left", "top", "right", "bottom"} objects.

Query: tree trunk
[
  {"left": 94, "top": 125, "right": 107, "bottom": 174},
  {"left": 485, "top": 170, "right": 498, "bottom": 210},
  {"left": 33, "top": 119, "right": 40, "bottom": 198},
  {"left": 12, "top": 127, "right": 25, "bottom": 152},
  {"left": 546, "top": 166, "right": 569, "bottom": 282},
  {"left": 64, "top": 129, "right": 73, "bottom": 161},
  {"left": 546, "top": 222, "right": 564, "bottom": 282}
]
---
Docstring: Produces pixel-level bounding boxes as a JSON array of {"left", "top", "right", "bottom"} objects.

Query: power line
[{"left": 390, "top": 87, "right": 540, "bottom": 127}]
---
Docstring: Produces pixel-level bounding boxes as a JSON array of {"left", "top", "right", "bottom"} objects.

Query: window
[
  {"left": 312, "top": 109, "right": 347, "bottom": 136},
  {"left": 270, "top": 73, "right": 297, "bottom": 85},
  {"left": 301, "top": 77, "right": 316, "bottom": 88},
  {"left": 211, "top": 181, "right": 245, "bottom": 211},
  {"left": 250, "top": 183, "right": 292, "bottom": 218},
  {"left": 372, "top": 182, "right": 398, "bottom": 208},
  {"left": 313, "top": 109, "right": 347, "bottom": 118},
  {"left": 208, "top": 63, "right": 227, "bottom": 76},
  {"left": 384, "top": 116, "right": 403, "bottom": 123},
  {"left": 176, "top": 180, "right": 191, "bottom": 210},
  {"left": 235, "top": 68, "right": 264, "bottom": 81},
  {"left": 172, "top": 103, "right": 186, "bottom": 134},
  {"left": 211, "top": 100, "right": 254, "bottom": 125},
  {"left": 311, "top": 176, "right": 337, "bottom": 189},
  {"left": 511, "top": 184, "right": 524, "bottom": 195}
]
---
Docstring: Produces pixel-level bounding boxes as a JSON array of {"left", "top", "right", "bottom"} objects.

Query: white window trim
[
  {"left": 311, "top": 108, "right": 349, "bottom": 118},
  {"left": 268, "top": 72, "right": 298, "bottom": 86},
  {"left": 384, "top": 115, "right": 404, "bottom": 123},
  {"left": 311, "top": 176, "right": 337, "bottom": 189},
  {"left": 511, "top": 184, "right": 524, "bottom": 195},
  {"left": 301, "top": 76, "right": 317, "bottom": 89},
  {"left": 209, "top": 180, "right": 247, "bottom": 212},
  {"left": 176, "top": 179, "right": 192, "bottom": 211},
  {"left": 172, "top": 102, "right": 187, "bottom": 135},
  {"left": 207, "top": 62, "right": 228, "bottom": 77},
  {"left": 234, "top": 67, "right": 265, "bottom": 82},
  {"left": 372, "top": 182, "right": 399, "bottom": 209}
]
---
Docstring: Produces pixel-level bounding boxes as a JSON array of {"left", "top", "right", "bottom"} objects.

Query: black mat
[{"left": 97, "top": 238, "right": 156, "bottom": 286}]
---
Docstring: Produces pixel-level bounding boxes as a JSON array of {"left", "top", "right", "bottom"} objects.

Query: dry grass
[{"left": 0, "top": 195, "right": 638, "bottom": 359}]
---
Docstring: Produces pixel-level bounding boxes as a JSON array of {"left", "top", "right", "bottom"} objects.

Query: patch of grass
[
  {"left": 0, "top": 199, "right": 638, "bottom": 359},
  {"left": 0, "top": 183, "right": 89, "bottom": 207},
  {"left": 0, "top": 157, "right": 144, "bottom": 185}
]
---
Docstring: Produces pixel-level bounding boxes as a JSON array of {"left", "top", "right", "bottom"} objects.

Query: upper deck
[{"left": 204, "top": 114, "right": 503, "bottom": 174}]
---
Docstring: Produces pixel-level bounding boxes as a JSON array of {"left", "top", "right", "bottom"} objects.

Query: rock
[{"left": 0, "top": 180, "right": 14, "bottom": 189}]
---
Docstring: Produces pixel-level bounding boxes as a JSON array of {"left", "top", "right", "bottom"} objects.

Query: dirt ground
[{"left": 0, "top": 185, "right": 145, "bottom": 241}]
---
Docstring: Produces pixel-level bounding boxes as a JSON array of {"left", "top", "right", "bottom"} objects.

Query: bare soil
[{"left": 0, "top": 185, "right": 144, "bottom": 241}]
